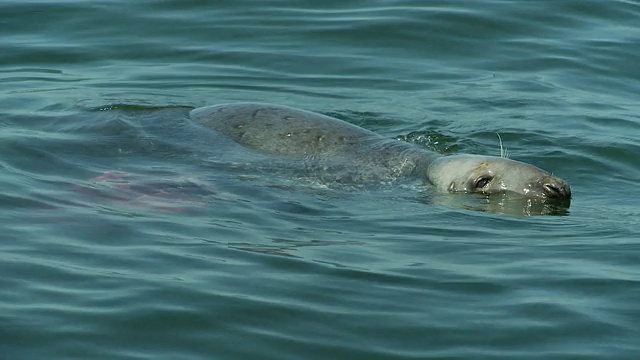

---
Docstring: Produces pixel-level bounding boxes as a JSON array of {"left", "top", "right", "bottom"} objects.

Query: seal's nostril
[
  {"left": 544, "top": 184, "right": 561, "bottom": 197},
  {"left": 543, "top": 182, "right": 571, "bottom": 199}
]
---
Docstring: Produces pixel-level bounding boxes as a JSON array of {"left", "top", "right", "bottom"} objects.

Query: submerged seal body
[{"left": 190, "top": 103, "right": 571, "bottom": 201}]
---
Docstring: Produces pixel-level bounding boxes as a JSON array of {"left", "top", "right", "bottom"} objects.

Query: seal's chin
[
  {"left": 426, "top": 188, "right": 571, "bottom": 216},
  {"left": 476, "top": 192, "right": 571, "bottom": 216}
]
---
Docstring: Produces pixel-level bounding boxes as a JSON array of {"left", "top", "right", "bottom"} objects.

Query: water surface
[{"left": 2, "top": 0, "right": 640, "bottom": 359}]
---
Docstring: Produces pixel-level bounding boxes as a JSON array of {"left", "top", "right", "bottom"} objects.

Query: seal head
[{"left": 425, "top": 154, "right": 571, "bottom": 200}]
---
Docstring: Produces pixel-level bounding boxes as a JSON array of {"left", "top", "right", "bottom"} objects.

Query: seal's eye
[{"left": 474, "top": 176, "right": 492, "bottom": 189}]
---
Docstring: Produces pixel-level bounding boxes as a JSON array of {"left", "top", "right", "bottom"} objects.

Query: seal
[{"left": 190, "top": 103, "right": 571, "bottom": 201}]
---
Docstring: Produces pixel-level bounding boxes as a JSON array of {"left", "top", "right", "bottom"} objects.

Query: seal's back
[{"left": 190, "top": 103, "right": 381, "bottom": 156}]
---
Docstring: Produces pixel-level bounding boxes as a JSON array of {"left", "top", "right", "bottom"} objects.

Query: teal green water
[{"left": 2, "top": 0, "right": 640, "bottom": 358}]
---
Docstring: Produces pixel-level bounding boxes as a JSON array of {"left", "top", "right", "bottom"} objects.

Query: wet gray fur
[{"left": 190, "top": 103, "right": 440, "bottom": 182}]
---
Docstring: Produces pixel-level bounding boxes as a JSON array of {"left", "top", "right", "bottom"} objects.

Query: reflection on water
[
  {"left": 424, "top": 191, "right": 571, "bottom": 216},
  {"left": 230, "top": 238, "right": 365, "bottom": 258}
]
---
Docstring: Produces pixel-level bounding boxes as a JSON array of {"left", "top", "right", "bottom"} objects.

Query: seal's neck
[
  {"left": 407, "top": 147, "right": 441, "bottom": 179},
  {"left": 364, "top": 138, "right": 441, "bottom": 178}
]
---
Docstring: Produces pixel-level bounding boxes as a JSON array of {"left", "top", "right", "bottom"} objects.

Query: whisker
[{"left": 496, "top": 133, "right": 509, "bottom": 158}]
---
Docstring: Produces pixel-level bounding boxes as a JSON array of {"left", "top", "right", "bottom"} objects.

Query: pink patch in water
[{"left": 76, "top": 171, "right": 207, "bottom": 213}]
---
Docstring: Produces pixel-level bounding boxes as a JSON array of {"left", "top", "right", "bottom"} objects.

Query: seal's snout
[{"left": 542, "top": 178, "right": 571, "bottom": 199}]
